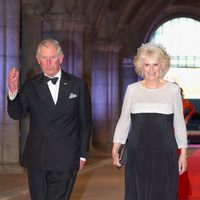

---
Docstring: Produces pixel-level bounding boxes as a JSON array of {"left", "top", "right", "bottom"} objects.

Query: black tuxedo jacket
[{"left": 8, "top": 70, "right": 92, "bottom": 173}]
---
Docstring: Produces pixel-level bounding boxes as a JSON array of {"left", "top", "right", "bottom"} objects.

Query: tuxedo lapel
[
  {"left": 34, "top": 74, "right": 56, "bottom": 113},
  {"left": 56, "top": 74, "right": 72, "bottom": 106}
]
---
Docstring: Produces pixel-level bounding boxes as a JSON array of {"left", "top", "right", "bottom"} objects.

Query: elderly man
[{"left": 7, "top": 38, "right": 92, "bottom": 200}]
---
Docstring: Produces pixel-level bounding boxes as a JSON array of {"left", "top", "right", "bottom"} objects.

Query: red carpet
[{"left": 178, "top": 149, "right": 200, "bottom": 200}]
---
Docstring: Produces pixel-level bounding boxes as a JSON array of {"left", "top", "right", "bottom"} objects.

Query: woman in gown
[{"left": 112, "top": 43, "right": 188, "bottom": 200}]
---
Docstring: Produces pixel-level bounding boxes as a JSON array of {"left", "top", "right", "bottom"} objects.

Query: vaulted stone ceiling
[{"left": 22, "top": 0, "right": 200, "bottom": 56}]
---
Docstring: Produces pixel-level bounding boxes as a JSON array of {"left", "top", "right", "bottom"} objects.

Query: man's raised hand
[{"left": 8, "top": 67, "right": 19, "bottom": 94}]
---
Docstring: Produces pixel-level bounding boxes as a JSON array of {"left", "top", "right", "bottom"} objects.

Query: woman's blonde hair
[{"left": 133, "top": 43, "right": 170, "bottom": 78}]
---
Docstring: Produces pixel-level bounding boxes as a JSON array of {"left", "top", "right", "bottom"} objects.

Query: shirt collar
[{"left": 44, "top": 68, "right": 61, "bottom": 82}]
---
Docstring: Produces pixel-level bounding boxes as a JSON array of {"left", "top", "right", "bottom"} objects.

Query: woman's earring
[{"left": 159, "top": 70, "right": 162, "bottom": 78}]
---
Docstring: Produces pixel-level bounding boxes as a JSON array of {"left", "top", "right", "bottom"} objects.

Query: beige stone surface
[{"left": 0, "top": 145, "right": 198, "bottom": 200}]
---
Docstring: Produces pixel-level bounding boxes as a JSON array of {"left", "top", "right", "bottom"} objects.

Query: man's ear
[
  {"left": 59, "top": 53, "right": 64, "bottom": 64},
  {"left": 36, "top": 55, "right": 40, "bottom": 64}
]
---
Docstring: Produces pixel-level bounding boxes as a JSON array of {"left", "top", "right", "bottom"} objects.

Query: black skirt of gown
[{"left": 125, "top": 113, "right": 179, "bottom": 200}]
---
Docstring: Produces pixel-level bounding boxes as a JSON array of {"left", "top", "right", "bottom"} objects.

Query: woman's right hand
[{"left": 112, "top": 143, "right": 121, "bottom": 168}]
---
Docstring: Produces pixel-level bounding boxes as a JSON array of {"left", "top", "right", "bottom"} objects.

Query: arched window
[{"left": 150, "top": 17, "right": 200, "bottom": 99}]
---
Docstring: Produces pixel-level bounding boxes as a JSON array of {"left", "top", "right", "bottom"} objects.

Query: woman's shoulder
[
  {"left": 123, "top": 82, "right": 140, "bottom": 96},
  {"left": 165, "top": 81, "right": 181, "bottom": 95},
  {"left": 127, "top": 82, "right": 140, "bottom": 90},
  {"left": 167, "top": 81, "right": 180, "bottom": 89}
]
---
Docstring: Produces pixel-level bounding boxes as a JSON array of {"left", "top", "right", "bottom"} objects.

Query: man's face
[{"left": 36, "top": 44, "right": 64, "bottom": 77}]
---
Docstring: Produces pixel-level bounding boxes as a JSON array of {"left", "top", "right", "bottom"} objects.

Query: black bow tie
[{"left": 44, "top": 76, "right": 59, "bottom": 85}]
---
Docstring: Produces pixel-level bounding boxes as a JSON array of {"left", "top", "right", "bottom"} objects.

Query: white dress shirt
[{"left": 44, "top": 70, "right": 61, "bottom": 104}]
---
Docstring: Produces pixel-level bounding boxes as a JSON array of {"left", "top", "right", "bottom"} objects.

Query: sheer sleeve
[
  {"left": 173, "top": 85, "right": 188, "bottom": 148},
  {"left": 113, "top": 85, "right": 132, "bottom": 144}
]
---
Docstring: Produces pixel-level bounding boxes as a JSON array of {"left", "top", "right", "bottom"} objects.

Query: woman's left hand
[{"left": 178, "top": 154, "right": 187, "bottom": 175}]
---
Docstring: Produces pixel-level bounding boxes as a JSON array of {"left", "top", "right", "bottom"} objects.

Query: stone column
[
  {"left": 20, "top": 5, "right": 43, "bottom": 157},
  {"left": 121, "top": 57, "right": 138, "bottom": 98},
  {"left": 21, "top": 15, "right": 42, "bottom": 82},
  {"left": 0, "top": 0, "right": 20, "bottom": 170},
  {"left": 92, "top": 42, "right": 122, "bottom": 144},
  {"left": 43, "top": 15, "right": 85, "bottom": 78}
]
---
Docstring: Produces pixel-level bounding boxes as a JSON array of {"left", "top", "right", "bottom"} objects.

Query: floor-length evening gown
[{"left": 113, "top": 82, "right": 187, "bottom": 200}]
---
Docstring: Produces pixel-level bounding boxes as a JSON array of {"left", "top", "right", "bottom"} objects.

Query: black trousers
[{"left": 27, "top": 169, "right": 77, "bottom": 200}]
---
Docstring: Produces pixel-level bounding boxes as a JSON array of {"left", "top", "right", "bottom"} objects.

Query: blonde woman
[{"left": 112, "top": 43, "right": 187, "bottom": 200}]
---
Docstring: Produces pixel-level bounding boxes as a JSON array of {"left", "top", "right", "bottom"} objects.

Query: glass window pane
[
  {"left": 150, "top": 17, "right": 200, "bottom": 99},
  {"left": 150, "top": 17, "right": 200, "bottom": 68}
]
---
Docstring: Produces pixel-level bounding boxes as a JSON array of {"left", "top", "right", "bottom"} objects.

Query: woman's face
[{"left": 142, "top": 57, "right": 161, "bottom": 81}]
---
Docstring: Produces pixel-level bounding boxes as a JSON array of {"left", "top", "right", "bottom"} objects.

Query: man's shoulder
[{"left": 62, "top": 70, "right": 86, "bottom": 85}]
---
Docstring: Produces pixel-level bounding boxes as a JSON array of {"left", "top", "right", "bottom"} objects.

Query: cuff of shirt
[
  {"left": 80, "top": 157, "right": 86, "bottom": 161},
  {"left": 8, "top": 90, "right": 18, "bottom": 100}
]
